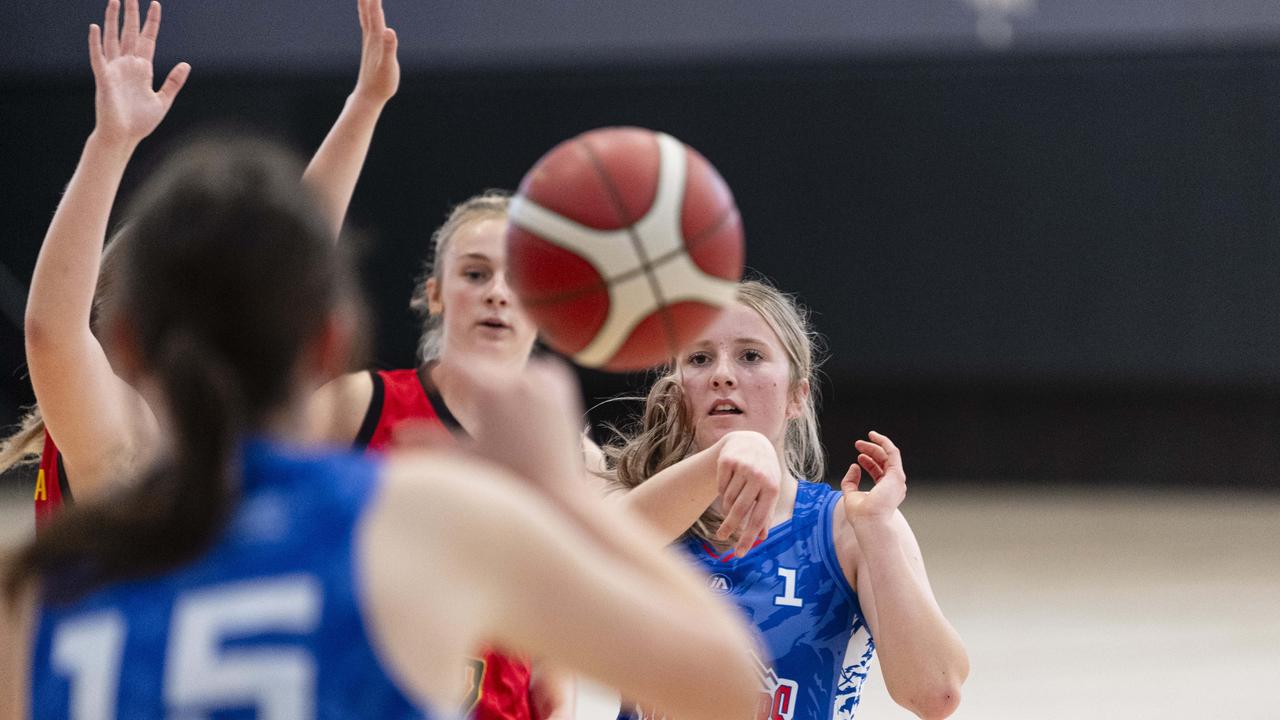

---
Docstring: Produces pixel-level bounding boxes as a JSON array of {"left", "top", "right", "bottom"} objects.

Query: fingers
[
  {"left": 738, "top": 495, "right": 773, "bottom": 555},
  {"left": 370, "top": 0, "right": 388, "bottom": 32},
  {"left": 856, "top": 453, "right": 884, "bottom": 480},
  {"left": 715, "top": 471, "right": 749, "bottom": 540},
  {"left": 120, "top": 0, "right": 140, "bottom": 55},
  {"left": 103, "top": 0, "right": 121, "bottom": 60},
  {"left": 88, "top": 24, "right": 105, "bottom": 77},
  {"left": 357, "top": 0, "right": 369, "bottom": 33},
  {"left": 137, "top": 1, "right": 160, "bottom": 63},
  {"left": 156, "top": 61, "right": 190, "bottom": 113},
  {"left": 381, "top": 28, "right": 398, "bottom": 63}
]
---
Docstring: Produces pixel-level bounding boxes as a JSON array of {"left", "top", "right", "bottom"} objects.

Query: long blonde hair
[
  {"left": 0, "top": 230, "right": 128, "bottom": 473},
  {"left": 408, "top": 190, "right": 511, "bottom": 363},
  {"left": 607, "top": 279, "right": 825, "bottom": 544}
]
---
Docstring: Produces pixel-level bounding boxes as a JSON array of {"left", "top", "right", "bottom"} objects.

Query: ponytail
[{"left": 5, "top": 331, "right": 244, "bottom": 604}]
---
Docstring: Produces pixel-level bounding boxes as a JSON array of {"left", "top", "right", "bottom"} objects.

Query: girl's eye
[
  {"left": 687, "top": 352, "right": 711, "bottom": 366},
  {"left": 463, "top": 268, "right": 490, "bottom": 282},
  {"left": 741, "top": 349, "right": 764, "bottom": 362}
]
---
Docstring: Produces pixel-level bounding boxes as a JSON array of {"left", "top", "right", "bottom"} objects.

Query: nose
[
  {"left": 486, "top": 272, "right": 511, "bottom": 307},
  {"left": 710, "top": 355, "right": 736, "bottom": 389}
]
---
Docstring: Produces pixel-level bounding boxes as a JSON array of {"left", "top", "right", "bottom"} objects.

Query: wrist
[
  {"left": 347, "top": 91, "right": 389, "bottom": 114},
  {"left": 85, "top": 130, "right": 139, "bottom": 162}
]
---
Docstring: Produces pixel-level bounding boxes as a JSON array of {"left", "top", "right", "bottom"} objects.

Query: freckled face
[
  {"left": 678, "top": 302, "right": 800, "bottom": 453},
  {"left": 429, "top": 217, "right": 537, "bottom": 364}
]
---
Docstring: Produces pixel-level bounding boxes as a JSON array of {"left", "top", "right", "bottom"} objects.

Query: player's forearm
[
  {"left": 613, "top": 443, "right": 721, "bottom": 543},
  {"left": 302, "top": 93, "right": 387, "bottom": 237},
  {"left": 25, "top": 132, "right": 133, "bottom": 345},
  {"left": 548, "top": 481, "right": 748, "bottom": 642},
  {"left": 854, "top": 517, "right": 968, "bottom": 719}
]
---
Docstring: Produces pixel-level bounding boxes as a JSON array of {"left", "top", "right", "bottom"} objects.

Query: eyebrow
[
  {"left": 456, "top": 252, "right": 492, "bottom": 262},
  {"left": 689, "top": 337, "right": 772, "bottom": 348}
]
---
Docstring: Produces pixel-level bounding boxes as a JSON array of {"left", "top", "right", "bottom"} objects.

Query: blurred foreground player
[{"left": 0, "top": 138, "right": 763, "bottom": 720}]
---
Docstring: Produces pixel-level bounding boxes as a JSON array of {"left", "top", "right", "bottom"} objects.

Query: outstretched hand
[
  {"left": 840, "top": 431, "right": 908, "bottom": 522},
  {"left": 89, "top": 0, "right": 189, "bottom": 147},
  {"left": 353, "top": 0, "right": 399, "bottom": 105},
  {"left": 438, "top": 356, "right": 586, "bottom": 494}
]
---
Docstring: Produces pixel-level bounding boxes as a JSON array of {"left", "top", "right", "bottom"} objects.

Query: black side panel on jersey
[
  {"left": 56, "top": 452, "right": 74, "bottom": 504},
  {"left": 352, "top": 370, "right": 386, "bottom": 450},
  {"left": 416, "top": 364, "right": 466, "bottom": 438}
]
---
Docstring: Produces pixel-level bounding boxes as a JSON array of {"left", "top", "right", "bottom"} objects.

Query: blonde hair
[
  {"left": 606, "top": 279, "right": 825, "bottom": 544},
  {"left": 0, "top": 229, "right": 128, "bottom": 473},
  {"left": 409, "top": 190, "right": 511, "bottom": 363}
]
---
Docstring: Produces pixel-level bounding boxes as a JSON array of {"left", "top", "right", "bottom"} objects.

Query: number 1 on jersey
[{"left": 774, "top": 567, "right": 803, "bottom": 607}]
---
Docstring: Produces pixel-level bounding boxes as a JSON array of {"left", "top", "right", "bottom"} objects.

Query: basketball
[{"left": 506, "top": 126, "right": 744, "bottom": 371}]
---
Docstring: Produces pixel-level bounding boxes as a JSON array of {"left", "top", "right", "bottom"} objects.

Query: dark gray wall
[
  {"left": 10, "top": 1, "right": 1280, "bottom": 74},
  {"left": 4, "top": 7, "right": 1280, "bottom": 487}
]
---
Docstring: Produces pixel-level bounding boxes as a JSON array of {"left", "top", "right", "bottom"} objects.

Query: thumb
[
  {"left": 157, "top": 61, "right": 190, "bottom": 112},
  {"left": 840, "top": 463, "right": 861, "bottom": 496}
]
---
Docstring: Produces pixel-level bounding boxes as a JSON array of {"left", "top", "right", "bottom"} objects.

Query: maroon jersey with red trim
[
  {"left": 34, "top": 430, "right": 73, "bottom": 531},
  {"left": 354, "top": 367, "right": 535, "bottom": 720}
]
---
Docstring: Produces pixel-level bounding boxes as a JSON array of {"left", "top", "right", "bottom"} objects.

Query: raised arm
[
  {"left": 24, "top": 0, "right": 187, "bottom": 492},
  {"left": 302, "top": 0, "right": 399, "bottom": 237},
  {"left": 836, "top": 432, "right": 969, "bottom": 720}
]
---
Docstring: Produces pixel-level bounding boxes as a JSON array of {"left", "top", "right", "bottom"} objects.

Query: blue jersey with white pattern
[
  {"left": 684, "top": 481, "right": 874, "bottom": 720},
  {"left": 29, "top": 440, "right": 434, "bottom": 720}
]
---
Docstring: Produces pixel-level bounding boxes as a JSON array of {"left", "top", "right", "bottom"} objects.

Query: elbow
[
  {"left": 892, "top": 676, "right": 964, "bottom": 720},
  {"left": 23, "top": 311, "right": 49, "bottom": 354},
  {"left": 916, "top": 684, "right": 963, "bottom": 720}
]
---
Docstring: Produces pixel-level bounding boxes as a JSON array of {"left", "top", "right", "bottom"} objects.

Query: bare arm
[
  {"left": 25, "top": 0, "right": 186, "bottom": 492},
  {"left": 614, "top": 430, "right": 781, "bottom": 555},
  {"left": 836, "top": 432, "right": 968, "bottom": 720},
  {"left": 0, "top": 582, "right": 36, "bottom": 720},
  {"left": 301, "top": 0, "right": 399, "bottom": 237},
  {"left": 303, "top": 370, "right": 374, "bottom": 445},
  {"left": 362, "top": 452, "right": 762, "bottom": 720}
]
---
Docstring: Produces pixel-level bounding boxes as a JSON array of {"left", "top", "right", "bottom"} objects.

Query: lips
[
  {"left": 477, "top": 317, "right": 511, "bottom": 330},
  {"left": 708, "top": 399, "right": 743, "bottom": 416}
]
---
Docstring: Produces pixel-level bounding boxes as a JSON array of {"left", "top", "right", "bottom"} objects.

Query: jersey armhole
[
  {"left": 352, "top": 370, "right": 386, "bottom": 450},
  {"left": 817, "top": 488, "right": 860, "bottom": 607},
  {"left": 55, "top": 452, "right": 73, "bottom": 505}
]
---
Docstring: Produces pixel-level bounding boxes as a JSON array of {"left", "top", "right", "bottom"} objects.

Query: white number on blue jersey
[
  {"left": 774, "top": 566, "right": 804, "bottom": 607},
  {"left": 52, "top": 611, "right": 126, "bottom": 720},
  {"left": 49, "top": 575, "right": 321, "bottom": 719},
  {"left": 166, "top": 575, "right": 322, "bottom": 718}
]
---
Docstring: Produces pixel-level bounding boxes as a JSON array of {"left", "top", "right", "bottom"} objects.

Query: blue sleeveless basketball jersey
[
  {"left": 29, "top": 440, "right": 434, "bottom": 720},
  {"left": 629, "top": 480, "right": 875, "bottom": 720}
]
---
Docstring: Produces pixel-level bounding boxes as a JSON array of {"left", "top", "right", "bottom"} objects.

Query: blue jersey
[
  {"left": 635, "top": 481, "right": 875, "bottom": 720},
  {"left": 29, "top": 440, "right": 433, "bottom": 720}
]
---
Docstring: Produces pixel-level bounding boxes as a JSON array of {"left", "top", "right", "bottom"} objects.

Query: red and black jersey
[
  {"left": 354, "top": 366, "right": 536, "bottom": 720},
  {"left": 34, "top": 430, "right": 73, "bottom": 531}
]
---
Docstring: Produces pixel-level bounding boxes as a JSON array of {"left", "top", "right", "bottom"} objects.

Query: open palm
[
  {"left": 840, "top": 431, "right": 909, "bottom": 522},
  {"left": 90, "top": 0, "right": 189, "bottom": 145}
]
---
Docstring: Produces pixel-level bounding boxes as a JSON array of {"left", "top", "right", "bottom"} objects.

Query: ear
[
  {"left": 786, "top": 377, "right": 810, "bottom": 421},
  {"left": 425, "top": 275, "right": 444, "bottom": 316}
]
